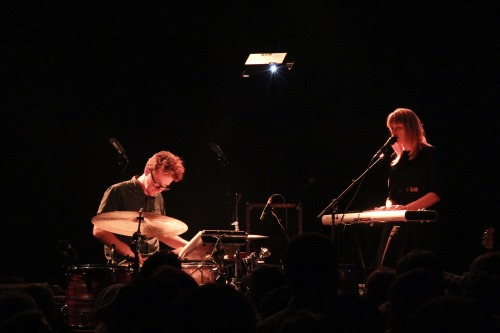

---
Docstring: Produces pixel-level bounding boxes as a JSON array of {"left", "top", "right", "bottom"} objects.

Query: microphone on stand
[
  {"left": 109, "top": 137, "right": 129, "bottom": 161},
  {"left": 57, "top": 240, "right": 78, "bottom": 264},
  {"left": 208, "top": 142, "right": 229, "bottom": 167},
  {"left": 373, "top": 136, "right": 398, "bottom": 159},
  {"left": 259, "top": 196, "right": 273, "bottom": 221}
]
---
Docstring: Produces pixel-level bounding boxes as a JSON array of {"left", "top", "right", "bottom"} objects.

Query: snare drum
[
  {"left": 181, "top": 261, "right": 218, "bottom": 285},
  {"left": 65, "top": 264, "right": 133, "bottom": 328}
]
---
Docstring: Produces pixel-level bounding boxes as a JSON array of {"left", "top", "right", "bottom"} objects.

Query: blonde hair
[{"left": 387, "top": 108, "right": 430, "bottom": 165}]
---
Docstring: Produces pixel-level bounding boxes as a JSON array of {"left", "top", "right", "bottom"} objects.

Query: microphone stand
[
  {"left": 317, "top": 154, "right": 388, "bottom": 238},
  {"left": 317, "top": 153, "right": 389, "bottom": 284},
  {"left": 270, "top": 206, "right": 289, "bottom": 240}
]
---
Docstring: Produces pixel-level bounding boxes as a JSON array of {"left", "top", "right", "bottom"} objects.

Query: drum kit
[{"left": 65, "top": 210, "right": 270, "bottom": 328}]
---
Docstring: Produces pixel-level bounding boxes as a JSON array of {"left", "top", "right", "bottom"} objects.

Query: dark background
[{"left": 2, "top": 2, "right": 498, "bottom": 285}]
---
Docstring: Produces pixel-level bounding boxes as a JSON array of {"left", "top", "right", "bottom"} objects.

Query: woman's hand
[{"left": 374, "top": 204, "right": 406, "bottom": 211}]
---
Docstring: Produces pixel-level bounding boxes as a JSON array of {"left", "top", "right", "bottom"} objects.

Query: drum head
[{"left": 181, "top": 261, "right": 218, "bottom": 285}]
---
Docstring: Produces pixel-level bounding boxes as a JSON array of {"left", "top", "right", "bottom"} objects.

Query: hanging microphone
[
  {"left": 259, "top": 196, "right": 273, "bottom": 221},
  {"left": 208, "top": 142, "right": 229, "bottom": 167},
  {"left": 373, "top": 136, "right": 398, "bottom": 158},
  {"left": 109, "top": 137, "right": 129, "bottom": 161}
]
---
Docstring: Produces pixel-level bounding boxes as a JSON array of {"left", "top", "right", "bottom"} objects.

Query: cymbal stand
[
  {"left": 109, "top": 244, "right": 117, "bottom": 266},
  {"left": 230, "top": 248, "right": 242, "bottom": 291},
  {"left": 229, "top": 193, "right": 244, "bottom": 290},
  {"left": 129, "top": 209, "right": 146, "bottom": 273},
  {"left": 231, "top": 192, "right": 241, "bottom": 231}
]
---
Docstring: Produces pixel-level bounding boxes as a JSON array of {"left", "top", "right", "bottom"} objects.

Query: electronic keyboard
[{"left": 321, "top": 210, "right": 438, "bottom": 226}]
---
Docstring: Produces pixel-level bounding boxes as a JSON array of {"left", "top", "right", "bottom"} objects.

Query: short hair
[
  {"left": 469, "top": 251, "right": 500, "bottom": 276},
  {"left": 395, "top": 249, "right": 444, "bottom": 281},
  {"left": 146, "top": 151, "right": 185, "bottom": 182}
]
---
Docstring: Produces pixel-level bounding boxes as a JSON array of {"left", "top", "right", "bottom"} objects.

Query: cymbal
[
  {"left": 247, "top": 234, "right": 269, "bottom": 239},
  {"left": 92, "top": 211, "right": 188, "bottom": 237}
]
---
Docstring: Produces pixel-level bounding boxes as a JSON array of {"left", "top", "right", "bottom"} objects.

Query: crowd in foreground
[{"left": 1, "top": 232, "right": 500, "bottom": 333}]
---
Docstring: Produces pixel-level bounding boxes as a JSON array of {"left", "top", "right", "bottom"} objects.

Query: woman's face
[{"left": 389, "top": 122, "right": 406, "bottom": 145}]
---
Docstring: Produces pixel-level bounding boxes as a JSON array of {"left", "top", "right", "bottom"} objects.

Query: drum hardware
[
  {"left": 92, "top": 209, "right": 188, "bottom": 272},
  {"left": 129, "top": 209, "right": 147, "bottom": 273},
  {"left": 258, "top": 247, "right": 271, "bottom": 259},
  {"left": 241, "top": 247, "right": 272, "bottom": 273},
  {"left": 229, "top": 249, "right": 243, "bottom": 290},
  {"left": 178, "top": 230, "right": 272, "bottom": 289},
  {"left": 243, "top": 247, "right": 271, "bottom": 262},
  {"left": 225, "top": 246, "right": 271, "bottom": 290},
  {"left": 108, "top": 244, "right": 117, "bottom": 266},
  {"left": 231, "top": 221, "right": 239, "bottom": 231}
]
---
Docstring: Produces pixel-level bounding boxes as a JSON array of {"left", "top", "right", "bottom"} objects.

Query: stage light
[{"left": 242, "top": 52, "right": 294, "bottom": 78}]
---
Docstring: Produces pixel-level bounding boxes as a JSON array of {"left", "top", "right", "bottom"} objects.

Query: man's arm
[
  {"left": 93, "top": 225, "right": 141, "bottom": 261},
  {"left": 158, "top": 234, "right": 189, "bottom": 249}
]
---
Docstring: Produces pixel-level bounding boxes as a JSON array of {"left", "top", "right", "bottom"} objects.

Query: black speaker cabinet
[{"left": 244, "top": 203, "right": 302, "bottom": 265}]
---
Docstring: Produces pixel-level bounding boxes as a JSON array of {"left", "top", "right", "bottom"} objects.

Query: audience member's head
[
  {"left": 94, "top": 283, "right": 131, "bottom": 332},
  {"left": 241, "top": 264, "right": 287, "bottom": 317},
  {"left": 462, "top": 270, "right": 500, "bottom": 317},
  {"left": 469, "top": 251, "right": 500, "bottom": 276},
  {"left": 0, "top": 292, "right": 38, "bottom": 322},
  {"left": 387, "top": 267, "right": 446, "bottom": 331},
  {"left": 259, "top": 285, "right": 291, "bottom": 320},
  {"left": 169, "top": 283, "right": 257, "bottom": 333},
  {"left": 278, "top": 308, "right": 322, "bottom": 333},
  {"left": 95, "top": 265, "right": 199, "bottom": 333},
  {"left": 133, "top": 265, "right": 200, "bottom": 332},
  {"left": 133, "top": 250, "right": 182, "bottom": 285},
  {"left": 282, "top": 232, "right": 339, "bottom": 298},
  {"left": 405, "top": 295, "right": 497, "bottom": 333},
  {"left": 24, "top": 284, "right": 56, "bottom": 320},
  {"left": 395, "top": 249, "right": 444, "bottom": 280},
  {"left": 364, "top": 266, "right": 397, "bottom": 308},
  {"left": 0, "top": 309, "right": 54, "bottom": 333}
]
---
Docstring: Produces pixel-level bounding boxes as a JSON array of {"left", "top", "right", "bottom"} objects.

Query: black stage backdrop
[{"left": 2, "top": 2, "right": 498, "bottom": 285}]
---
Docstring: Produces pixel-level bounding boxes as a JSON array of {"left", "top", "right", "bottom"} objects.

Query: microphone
[
  {"left": 109, "top": 137, "right": 129, "bottom": 161},
  {"left": 373, "top": 136, "right": 398, "bottom": 158},
  {"left": 208, "top": 142, "right": 229, "bottom": 166},
  {"left": 259, "top": 196, "right": 273, "bottom": 221},
  {"left": 57, "top": 240, "right": 78, "bottom": 263}
]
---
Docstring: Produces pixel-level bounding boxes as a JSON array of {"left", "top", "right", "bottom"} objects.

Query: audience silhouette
[
  {"left": 256, "top": 232, "right": 339, "bottom": 333},
  {"left": 168, "top": 282, "right": 258, "bottom": 333},
  {"left": 2, "top": 237, "right": 500, "bottom": 333},
  {"left": 241, "top": 264, "right": 288, "bottom": 320},
  {"left": 94, "top": 254, "right": 199, "bottom": 333}
]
